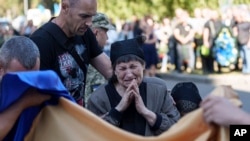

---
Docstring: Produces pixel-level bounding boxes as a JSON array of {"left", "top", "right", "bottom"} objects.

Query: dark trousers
[{"left": 201, "top": 55, "right": 214, "bottom": 73}]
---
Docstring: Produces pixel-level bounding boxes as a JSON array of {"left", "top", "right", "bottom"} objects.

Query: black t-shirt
[
  {"left": 236, "top": 22, "right": 250, "bottom": 46},
  {"left": 30, "top": 21, "right": 102, "bottom": 100},
  {"left": 204, "top": 20, "right": 223, "bottom": 46},
  {"left": 175, "top": 23, "right": 193, "bottom": 44}
]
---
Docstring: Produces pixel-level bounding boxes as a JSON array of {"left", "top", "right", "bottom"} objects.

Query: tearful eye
[{"left": 119, "top": 68, "right": 126, "bottom": 71}]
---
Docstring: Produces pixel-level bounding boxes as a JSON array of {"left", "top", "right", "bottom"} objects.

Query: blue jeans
[{"left": 242, "top": 45, "right": 250, "bottom": 74}]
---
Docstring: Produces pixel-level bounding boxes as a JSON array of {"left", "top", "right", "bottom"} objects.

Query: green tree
[
  {"left": 234, "top": 0, "right": 250, "bottom": 4},
  {"left": 1, "top": 0, "right": 250, "bottom": 21},
  {"left": 0, "top": 0, "right": 23, "bottom": 17},
  {"left": 97, "top": 0, "right": 222, "bottom": 21}
]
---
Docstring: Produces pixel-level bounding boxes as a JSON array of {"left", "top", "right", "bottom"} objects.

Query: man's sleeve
[{"left": 85, "top": 28, "right": 103, "bottom": 59}]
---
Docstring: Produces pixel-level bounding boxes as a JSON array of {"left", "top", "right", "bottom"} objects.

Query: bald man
[{"left": 31, "top": 0, "right": 112, "bottom": 106}]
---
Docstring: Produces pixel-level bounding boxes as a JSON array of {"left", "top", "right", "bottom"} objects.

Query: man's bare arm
[
  {"left": 0, "top": 89, "right": 50, "bottom": 140},
  {"left": 91, "top": 52, "right": 113, "bottom": 80}
]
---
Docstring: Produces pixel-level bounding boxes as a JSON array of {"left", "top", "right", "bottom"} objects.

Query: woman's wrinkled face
[{"left": 114, "top": 60, "right": 144, "bottom": 88}]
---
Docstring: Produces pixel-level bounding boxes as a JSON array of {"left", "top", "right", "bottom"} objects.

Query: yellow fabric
[{"left": 25, "top": 86, "right": 241, "bottom": 141}]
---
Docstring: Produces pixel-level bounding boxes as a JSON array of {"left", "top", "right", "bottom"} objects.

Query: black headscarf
[{"left": 171, "top": 82, "right": 202, "bottom": 115}]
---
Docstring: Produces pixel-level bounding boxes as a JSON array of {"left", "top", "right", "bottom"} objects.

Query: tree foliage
[
  {"left": 0, "top": 0, "right": 250, "bottom": 20},
  {"left": 0, "top": 0, "right": 23, "bottom": 17},
  {"left": 97, "top": 0, "right": 222, "bottom": 21}
]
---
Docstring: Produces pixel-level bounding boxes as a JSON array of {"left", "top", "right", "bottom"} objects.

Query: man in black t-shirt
[
  {"left": 30, "top": 0, "right": 112, "bottom": 107},
  {"left": 234, "top": 9, "right": 250, "bottom": 74},
  {"left": 202, "top": 10, "right": 223, "bottom": 74},
  {"left": 173, "top": 11, "right": 195, "bottom": 73}
]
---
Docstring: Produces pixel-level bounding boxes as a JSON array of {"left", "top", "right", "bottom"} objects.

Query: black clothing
[
  {"left": 105, "top": 81, "right": 147, "bottom": 135},
  {"left": 30, "top": 21, "right": 102, "bottom": 102},
  {"left": 236, "top": 22, "right": 250, "bottom": 46}
]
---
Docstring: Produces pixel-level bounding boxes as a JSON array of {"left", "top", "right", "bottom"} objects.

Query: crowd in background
[
  {"left": 0, "top": 1, "right": 250, "bottom": 139},
  {"left": 0, "top": 19, "right": 37, "bottom": 46},
  {"left": 1, "top": 5, "right": 250, "bottom": 75},
  {"left": 104, "top": 5, "right": 250, "bottom": 75}
]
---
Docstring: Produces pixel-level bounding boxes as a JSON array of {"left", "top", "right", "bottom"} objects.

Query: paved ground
[
  {"left": 157, "top": 70, "right": 250, "bottom": 112},
  {"left": 157, "top": 71, "right": 250, "bottom": 92}
]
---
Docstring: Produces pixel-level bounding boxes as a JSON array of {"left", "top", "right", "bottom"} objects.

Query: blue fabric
[{"left": 0, "top": 70, "right": 76, "bottom": 141}]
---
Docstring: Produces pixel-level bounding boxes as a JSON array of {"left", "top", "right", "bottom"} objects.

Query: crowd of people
[
  {"left": 2, "top": 6, "right": 250, "bottom": 75},
  {"left": 0, "top": 19, "right": 37, "bottom": 46},
  {"left": 0, "top": 0, "right": 250, "bottom": 140},
  {"left": 102, "top": 6, "right": 250, "bottom": 75}
]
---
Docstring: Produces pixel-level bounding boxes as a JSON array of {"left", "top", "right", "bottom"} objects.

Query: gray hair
[{"left": 0, "top": 36, "right": 40, "bottom": 69}]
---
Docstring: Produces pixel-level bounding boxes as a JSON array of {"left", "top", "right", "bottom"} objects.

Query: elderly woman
[{"left": 87, "top": 36, "right": 180, "bottom": 136}]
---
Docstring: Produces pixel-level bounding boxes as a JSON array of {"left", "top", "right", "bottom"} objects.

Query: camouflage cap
[{"left": 92, "top": 13, "right": 115, "bottom": 30}]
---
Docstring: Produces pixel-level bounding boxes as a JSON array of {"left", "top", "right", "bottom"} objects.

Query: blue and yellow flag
[
  {"left": 0, "top": 70, "right": 75, "bottom": 141},
  {"left": 1, "top": 70, "right": 241, "bottom": 141}
]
